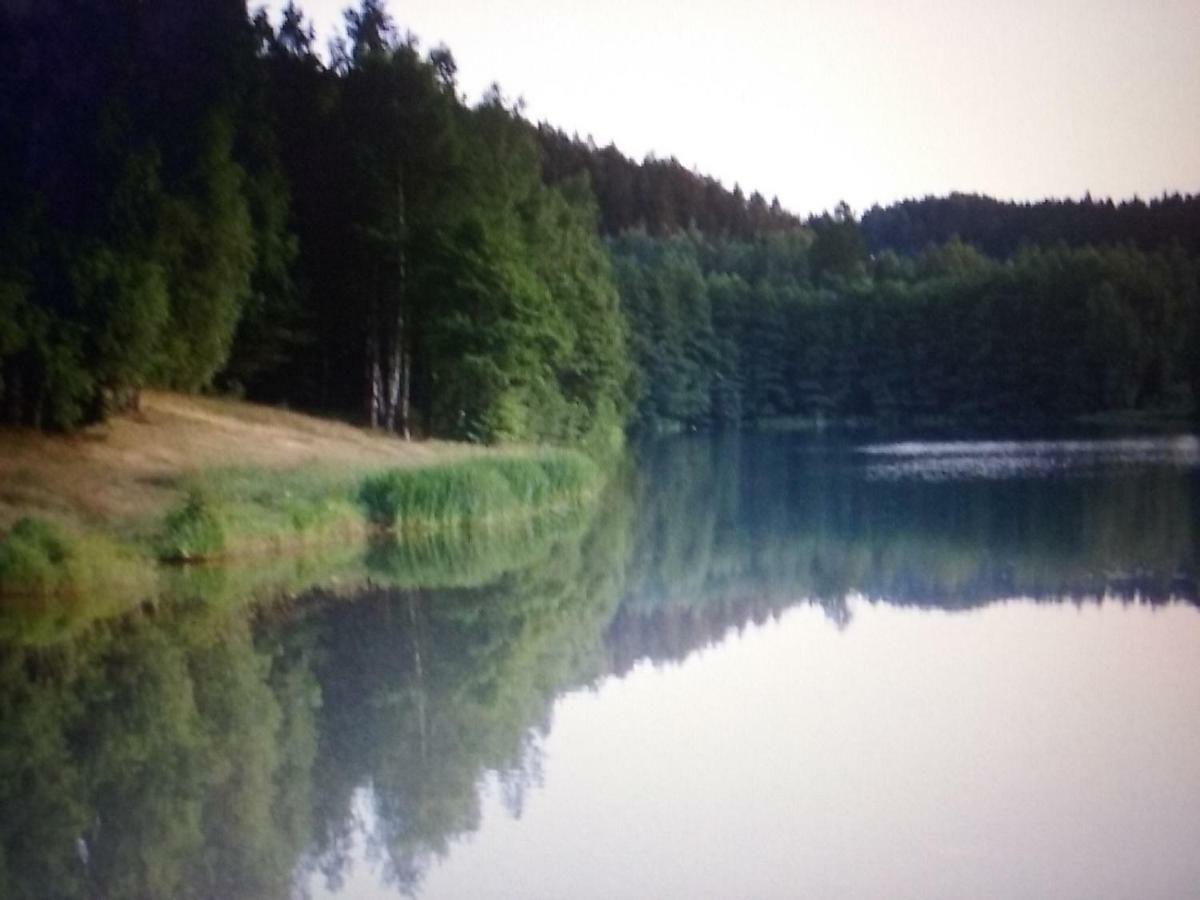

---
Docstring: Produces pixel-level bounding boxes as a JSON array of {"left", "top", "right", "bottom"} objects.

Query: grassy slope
[
  {"left": 0, "top": 392, "right": 601, "bottom": 613},
  {"left": 0, "top": 390, "right": 484, "bottom": 533}
]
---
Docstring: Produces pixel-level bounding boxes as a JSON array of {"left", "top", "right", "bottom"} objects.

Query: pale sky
[{"left": 264, "top": 0, "right": 1200, "bottom": 217}]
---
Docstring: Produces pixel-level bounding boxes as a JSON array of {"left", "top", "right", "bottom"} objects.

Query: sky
[{"left": 263, "top": 0, "right": 1200, "bottom": 217}]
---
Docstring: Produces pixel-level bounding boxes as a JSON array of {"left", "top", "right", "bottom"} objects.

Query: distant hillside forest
[{"left": 2, "top": 0, "right": 1198, "bottom": 441}]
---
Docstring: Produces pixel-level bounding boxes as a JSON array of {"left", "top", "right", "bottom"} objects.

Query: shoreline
[{"left": 0, "top": 392, "right": 603, "bottom": 617}]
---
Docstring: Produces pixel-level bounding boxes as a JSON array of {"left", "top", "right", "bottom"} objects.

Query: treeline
[
  {"left": 861, "top": 192, "right": 1200, "bottom": 259},
  {"left": 1, "top": 0, "right": 269, "bottom": 428},
  {"left": 536, "top": 127, "right": 801, "bottom": 238},
  {"left": 3, "top": 0, "right": 1198, "bottom": 442},
  {"left": 0, "top": 0, "right": 630, "bottom": 448},
  {"left": 614, "top": 225, "right": 1200, "bottom": 430}
]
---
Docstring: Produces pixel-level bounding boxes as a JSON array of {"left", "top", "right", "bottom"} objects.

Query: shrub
[
  {"left": 159, "top": 489, "right": 227, "bottom": 561},
  {"left": 0, "top": 518, "right": 69, "bottom": 593},
  {"left": 0, "top": 517, "right": 152, "bottom": 606}
]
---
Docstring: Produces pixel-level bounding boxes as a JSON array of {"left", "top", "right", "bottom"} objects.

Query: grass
[
  {"left": 158, "top": 536, "right": 368, "bottom": 611},
  {"left": 155, "top": 466, "right": 366, "bottom": 562},
  {"left": 0, "top": 518, "right": 148, "bottom": 596},
  {"left": 149, "top": 452, "right": 597, "bottom": 567},
  {"left": 0, "top": 518, "right": 157, "bottom": 640},
  {"left": 0, "top": 389, "right": 481, "bottom": 533},
  {"left": 362, "top": 505, "right": 592, "bottom": 590},
  {"left": 0, "top": 392, "right": 609, "bottom": 614},
  {"left": 358, "top": 452, "right": 599, "bottom": 531},
  {"left": 159, "top": 489, "right": 228, "bottom": 561}
]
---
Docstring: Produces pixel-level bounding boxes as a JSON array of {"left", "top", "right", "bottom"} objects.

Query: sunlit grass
[
  {"left": 1, "top": 447, "right": 605, "bottom": 628},
  {"left": 363, "top": 505, "right": 592, "bottom": 589},
  {"left": 156, "top": 466, "right": 366, "bottom": 562},
  {"left": 358, "top": 451, "right": 600, "bottom": 531},
  {"left": 0, "top": 517, "right": 152, "bottom": 595},
  {"left": 0, "top": 390, "right": 483, "bottom": 533},
  {"left": 0, "top": 517, "right": 157, "bottom": 642},
  {"left": 0, "top": 391, "right": 610, "bottom": 616}
]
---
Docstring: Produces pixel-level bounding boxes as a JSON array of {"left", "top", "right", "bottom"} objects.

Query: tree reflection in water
[{"left": 0, "top": 434, "right": 1196, "bottom": 898}]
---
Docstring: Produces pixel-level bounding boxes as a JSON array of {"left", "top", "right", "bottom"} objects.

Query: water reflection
[
  {"left": 859, "top": 434, "right": 1200, "bottom": 479},
  {"left": 0, "top": 434, "right": 1197, "bottom": 898},
  {"left": 420, "top": 599, "right": 1200, "bottom": 900}
]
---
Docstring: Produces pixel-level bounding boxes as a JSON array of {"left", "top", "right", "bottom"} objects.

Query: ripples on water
[{"left": 858, "top": 434, "right": 1200, "bottom": 480}]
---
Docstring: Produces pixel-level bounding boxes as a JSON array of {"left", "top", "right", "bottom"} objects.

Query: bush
[
  {"left": 0, "top": 517, "right": 152, "bottom": 606},
  {"left": 159, "top": 489, "right": 227, "bottom": 561},
  {"left": 0, "top": 518, "right": 69, "bottom": 593}
]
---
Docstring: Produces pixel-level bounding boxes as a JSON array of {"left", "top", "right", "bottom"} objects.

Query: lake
[{"left": 2, "top": 433, "right": 1199, "bottom": 899}]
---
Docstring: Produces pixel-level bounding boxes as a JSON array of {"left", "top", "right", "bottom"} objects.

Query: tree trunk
[
  {"left": 384, "top": 319, "right": 401, "bottom": 432},
  {"left": 390, "top": 163, "right": 412, "bottom": 439},
  {"left": 366, "top": 296, "right": 382, "bottom": 428},
  {"left": 399, "top": 345, "right": 412, "bottom": 440}
]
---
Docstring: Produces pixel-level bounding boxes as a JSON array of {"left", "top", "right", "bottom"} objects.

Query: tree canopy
[{"left": 1, "top": 1, "right": 1197, "bottom": 438}]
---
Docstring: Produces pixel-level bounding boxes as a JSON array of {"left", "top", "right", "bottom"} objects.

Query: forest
[{"left": 2, "top": 0, "right": 1198, "bottom": 443}]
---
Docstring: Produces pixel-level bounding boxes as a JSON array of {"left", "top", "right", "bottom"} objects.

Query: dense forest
[
  {"left": 0, "top": 0, "right": 629, "bottom": 448},
  {"left": 536, "top": 127, "right": 802, "bottom": 238},
  {"left": 2, "top": 0, "right": 1198, "bottom": 442},
  {"left": 860, "top": 192, "right": 1200, "bottom": 259},
  {"left": 611, "top": 229, "right": 1199, "bottom": 430}
]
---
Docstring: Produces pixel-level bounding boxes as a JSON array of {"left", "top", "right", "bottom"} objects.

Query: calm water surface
[{"left": 2, "top": 433, "right": 1198, "bottom": 899}]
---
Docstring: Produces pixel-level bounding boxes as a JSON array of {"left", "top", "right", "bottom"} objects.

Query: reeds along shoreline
[{"left": 0, "top": 449, "right": 603, "bottom": 614}]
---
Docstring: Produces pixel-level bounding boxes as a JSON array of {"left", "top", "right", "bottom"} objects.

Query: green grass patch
[
  {"left": 0, "top": 517, "right": 156, "bottom": 643},
  {"left": 0, "top": 518, "right": 75, "bottom": 592},
  {"left": 156, "top": 451, "right": 598, "bottom": 563},
  {"left": 159, "top": 488, "right": 227, "bottom": 561},
  {"left": 0, "top": 518, "right": 151, "bottom": 597},
  {"left": 359, "top": 451, "right": 599, "bottom": 531},
  {"left": 363, "top": 505, "right": 591, "bottom": 589},
  {"left": 159, "top": 536, "right": 367, "bottom": 610},
  {"left": 2, "top": 449, "right": 607, "bottom": 634},
  {"left": 155, "top": 465, "right": 366, "bottom": 561}
]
